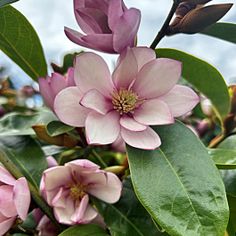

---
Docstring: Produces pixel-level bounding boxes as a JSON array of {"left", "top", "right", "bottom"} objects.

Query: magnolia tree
[{"left": 0, "top": 0, "right": 235, "bottom": 235}]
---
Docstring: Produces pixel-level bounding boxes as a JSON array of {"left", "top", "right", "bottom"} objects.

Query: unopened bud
[
  {"left": 201, "top": 98, "right": 213, "bottom": 117},
  {"left": 33, "top": 125, "right": 78, "bottom": 148},
  {"left": 168, "top": 3, "right": 233, "bottom": 35}
]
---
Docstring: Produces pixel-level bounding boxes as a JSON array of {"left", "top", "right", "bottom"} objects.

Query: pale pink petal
[
  {"left": 85, "top": 111, "right": 120, "bottom": 145},
  {"left": 46, "top": 156, "right": 58, "bottom": 168},
  {"left": 87, "top": 172, "right": 122, "bottom": 203},
  {"left": 132, "top": 47, "right": 156, "bottom": 71},
  {"left": 108, "top": 0, "right": 124, "bottom": 30},
  {"left": 80, "top": 172, "right": 106, "bottom": 186},
  {"left": 71, "top": 195, "right": 89, "bottom": 223},
  {"left": 0, "top": 216, "right": 16, "bottom": 236},
  {"left": 38, "top": 77, "right": 54, "bottom": 109},
  {"left": 54, "top": 87, "right": 90, "bottom": 127},
  {"left": 160, "top": 85, "right": 199, "bottom": 117},
  {"left": 0, "top": 186, "right": 17, "bottom": 217},
  {"left": 120, "top": 115, "right": 146, "bottom": 131},
  {"left": 112, "top": 48, "right": 138, "bottom": 89},
  {"left": 132, "top": 58, "right": 182, "bottom": 99},
  {"left": 79, "top": 204, "right": 98, "bottom": 224},
  {"left": 53, "top": 196, "right": 75, "bottom": 225},
  {"left": 75, "top": 52, "right": 114, "bottom": 96},
  {"left": 13, "top": 177, "right": 30, "bottom": 220},
  {"left": 0, "top": 166, "right": 16, "bottom": 185},
  {"left": 133, "top": 99, "right": 174, "bottom": 125},
  {"left": 121, "top": 127, "right": 161, "bottom": 150},
  {"left": 80, "top": 89, "right": 113, "bottom": 115},
  {"left": 66, "top": 159, "right": 99, "bottom": 172},
  {"left": 113, "top": 8, "right": 141, "bottom": 53},
  {"left": 42, "top": 166, "right": 71, "bottom": 192},
  {"left": 51, "top": 187, "right": 67, "bottom": 208}
]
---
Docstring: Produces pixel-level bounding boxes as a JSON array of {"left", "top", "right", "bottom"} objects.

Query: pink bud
[
  {"left": 65, "top": 0, "right": 141, "bottom": 54},
  {"left": 0, "top": 167, "right": 30, "bottom": 235}
]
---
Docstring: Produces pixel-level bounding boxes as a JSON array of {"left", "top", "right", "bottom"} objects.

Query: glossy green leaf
[
  {"left": 208, "top": 148, "right": 236, "bottom": 169},
  {"left": 0, "top": 6, "right": 47, "bottom": 80},
  {"left": 227, "top": 195, "right": 236, "bottom": 236},
  {"left": 0, "top": 0, "right": 19, "bottom": 7},
  {"left": 46, "top": 120, "right": 74, "bottom": 137},
  {"left": 0, "top": 136, "right": 47, "bottom": 188},
  {"left": 201, "top": 22, "right": 236, "bottom": 44},
  {"left": 93, "top": 178, "right": 162, "bottom": 236},
  {"left": 127, "top": 121, "right": 229, "bottom": 236},
  {"left": 156, "top": 48, "right": 230, "bottom": 121},
  {"left": 0, "top": 110, "right": 56, "bottom": 136},
  {"left": 219, "top": 135, "right": 236, "bottom": 150},
  {"left": 59, "top": 224, "right": 109, "bottom": 236}
]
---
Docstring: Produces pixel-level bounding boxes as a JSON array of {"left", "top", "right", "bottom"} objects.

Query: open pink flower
[
  {"left": 54, "top": 47, "right": 199, "bottom": 150},
  {"left": 0, "top": 166, "right": 31, "bottom": 236},
  {"left": 40, "top": 159, "right": 122, "bottom": 225},
  {"left": 39, "top": 68, "right": 75, "bottom": 110},
  {"left": 65, "top": 0, "right": 141, "bottom": 54}
]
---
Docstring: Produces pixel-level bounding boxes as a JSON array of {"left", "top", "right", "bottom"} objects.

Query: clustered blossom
[
  {"left": 38, "top": 68, "right": 75, "bottom": 110},
  {"left": 40, "top": 159, "right": 122, "bottom": 225},
  {"left": 53, "top": 47, "right": 199, "bottom": 150},
  {"left": 65, "top": 0, "right": 141, "bottom": 53},
  {"left": 0, "top": 166, "right": 30, "bottom": 235}
]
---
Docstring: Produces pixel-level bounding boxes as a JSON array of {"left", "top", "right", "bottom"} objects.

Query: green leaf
[
  {"left": 0, "top": 6, "right": 47, "bottom": 80},
  {"left": 208, "top": 148, "right": 236, "bottom": 169},
  {"left": 59, "top": 224, "right": 109, "bottom": 236},
  {"left": 227, "top": 195, "right": 236, "bottom": 236},
  {"left": 156, "top": 48, "right": 230, "bottom": 121},
  {"left": 0, "top": 110, "right": 56, "bottom": 136},
  {"left": 0, "top": 0, "right": 19, "bottom": 7},
  {"left": 127, "top": 121, "right": 229, "bottom": 236},
  {"left": 219, "top": 135, "right": 236, "bottom": 150},
  {"left": 93, "top": 178, "right": 162, "bottom": 236},
  {"left": 0, "top": 136, "right": 47, "bottom": 188},
  {"left": 46, "top": 120, "right": 74, "bottom": 137},
  {"left": 201, "top": 22, "right": 236, "bottom": 44}
]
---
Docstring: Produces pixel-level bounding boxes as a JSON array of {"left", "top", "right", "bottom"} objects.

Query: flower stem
[
  {"left": 208, "top": 134, "right": 225, "bottom": 148},
  {"left": 92, "top": 149, "right": 107, "bottom": 168},
  {"left": 150, "top": 0, "right": 181, "bottom": 49},
  {"left": 0, "top": 149, "right": 62, "bottom": 230}
]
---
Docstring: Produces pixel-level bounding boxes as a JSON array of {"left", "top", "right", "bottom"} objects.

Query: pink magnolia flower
[
  {"left": 65, "top": 0, "right": 141, "bottom": 54},
  {"left": 0, "top": 166, "right": 30, "bottom": 236},
  {"left": 40, "top": 159, "right": 122, "bottom": 225},
  {"left": 54, "top": 47, "right": 199, "bottom": 150},
  {"left": 39, "top": 68, "right": 75, "bottom": 110}
]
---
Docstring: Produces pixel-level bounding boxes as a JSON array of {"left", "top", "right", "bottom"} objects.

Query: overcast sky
[{"left": 1, "top": 0, "right": 235, "bottom": 87}]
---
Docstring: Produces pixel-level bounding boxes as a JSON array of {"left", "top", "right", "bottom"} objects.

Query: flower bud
[{"left": 168, "top": 3, "right": 233, "bottom": 35}]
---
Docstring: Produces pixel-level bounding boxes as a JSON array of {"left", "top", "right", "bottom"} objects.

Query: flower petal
[
  {"left": 0, "top": 185, "right": 17, "bottom": 217},
  {"left": 50, "top": 73, "right": 68, "bottom": 96},
  {"left": 132, "top": 58, "right": 182, "bottom": 99},
  {"left": 86, "top": 172, "right": 122, "bottom": 203},
  {"left": 13, "top": 177, "right": 30, "bottom": 220},
  {"left": 74, "top": 52, "right": 114, "bottom": 96},
  {"left": 112, "top": 48, "right": 138, "bottom": 89},
  {"left": 64, "top": 27, "right": 115, "bottom": 53},
  {"left": 0, "top": 166, "right": 16, "bottom": 185},
  {"left": 113, "top": 8, "right": 141, "bottom": 53},
  {"left": 66, "top": 159, "right": 99, "bottom": 172},
  {"left": 71, "top": 194, "right": 90, "bottom": 223},
  {"left": 160, "top": 85, "right": 199, "bottom": 117},
  {"left": 120, "top": 115, "right": 146, "bottom": 131},
  {"left": 134, "top": 99, "right": 174, "bottom": 125},
  {"left": 132, "top": 47, "right": 156, "bottom": 71},
  {"left": 80, "top": 89, "right": 113, "bottom": 115},
  {"left": 80, "top": 204, "right": 98, "bottom": 224},
  {"left": 108, "top": 0, "right": 124, "bottom": 30},
  {"left": 121, "top": 127, "right": 161, "bottom": 150},
  {"left": 54, "top": 87, "right": 90, "bottom": 127},
  {"left": 38, "top": 77, "right": 54, "bottom": 109},
  {"left": 0, "top": 216, "right": 15, "bottom": 236},
  {"left": 85, "top": 111, "right": 120, "bottom": 145}
]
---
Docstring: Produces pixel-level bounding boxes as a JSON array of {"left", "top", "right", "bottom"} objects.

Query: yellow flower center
[
  {"left": 69, "top": 183, "right": 86, "bottom": 201},
  {"left": 112, "top": 89, "right": 141, "bottom": 115}
]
